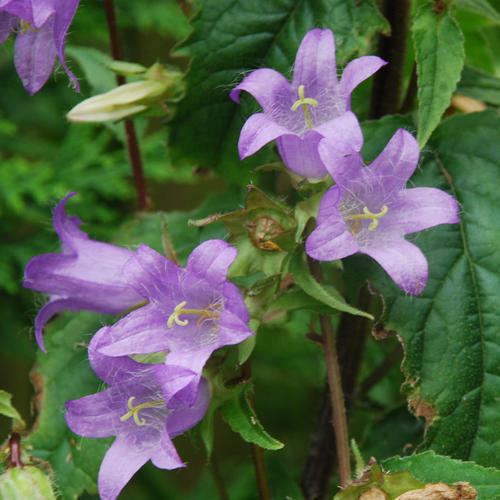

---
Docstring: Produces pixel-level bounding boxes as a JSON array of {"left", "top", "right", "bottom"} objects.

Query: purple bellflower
[
  {"left": 306, "top": 113, "right": 460, "bottom": 295},
  {"left": 95, "top": 240, "right": 253, "bottom": 387},
  {"left": 230, "top": 28, "right": 386, "bottom": 179},
  {"left": 66, "top": 328, "right": 209, "bottom": 500},
  {"left": 23, "top": 193, "right": 143, "bottom": 352},
  {"left": 0, "top": 0, "right": 80, "bottom": 94}
]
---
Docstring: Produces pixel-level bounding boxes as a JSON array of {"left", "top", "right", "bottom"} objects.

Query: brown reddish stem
[
  {"left": 8, "top": 433, "right": 24, "bottom": 468},
  {"left": 307, "top": 258, "right": 351, "bottom": 488},
  {"left": 242, "top": 361, "right": 271, "bottom": 500},
  {"left": 103, "top": 0, "right": 149, "bottom": 211}
]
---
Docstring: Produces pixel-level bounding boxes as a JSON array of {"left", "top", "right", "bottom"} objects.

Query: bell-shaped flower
[
  {"left": 0, "top": 0, "right": 80, "bottom": 94},
  {"left": 66, "top": 329, "right": 209, "bottom": 500},
  {"left": 306, "top": 113, "right": 460, "bottom": 295},
  {"left": 230, "top": 28, "right": 386, "bottom": 179},
  {"left": 23, "top": 193, "right": 143, "bottom": 352},
  {"left": 95, "top": 240, "right": 253, "bottom": 386}
]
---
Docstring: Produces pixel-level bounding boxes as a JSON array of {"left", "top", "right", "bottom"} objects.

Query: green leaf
[
  {"left": 355, "top": 111, "right": 500, "bottom": 466},
  {"left": 169, "top": 0, "right": 388, "bottom": 183},
  {"left": 0, "top": 467, "right": 57, "bottom": 500},
  {"left": 289, "top": 250, "right": 373, "bottom": 320},
  {"left": 220, "top": 387, "right": 284, "bottom": 451},
  {"left": 26, "top": 313, "right": 112, "bottom": 500},
  {"left": 458, "top": 66, "right": 500, "bottom": 106},
  {"left": 0, "top": 390, "right": 25, "bottom": 430},
  {"left": 455, "top": 0, "right": 500, "bottom": 24},
  {"left": 383, "top": 452, "right": 500, "bottom": 499},
  {"left": 412, "top": 3, "right": 465, "bottom": 146}
]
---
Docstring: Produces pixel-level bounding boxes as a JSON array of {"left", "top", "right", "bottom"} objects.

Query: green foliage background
[{"left": 1, "top": 0, "right": 500, "bottom": 498}]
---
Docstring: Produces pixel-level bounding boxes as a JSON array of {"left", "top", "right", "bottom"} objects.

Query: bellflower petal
[
  {"left": 363, "top": 238, "right": 429, "bottom": 295},
  {"left": 97, "top": 241, "right": 253, "bottom": 383},
  {"left": 238, "top": 112, "right": 290, "bottom": 159},
  {"left": 230, "top": 68, "right": 293, "bottom": 114},
  {"left": 14, "top": 16, "right": 57, "bottom": 94},
  {"left": 231, "top": 28, "right": 384, "bottom": 179},
  {"left": 24, "top": 193, "right": 143, "bottom": 350},
  {"left": 305, "top": 187, "right": 360, "bottom": 261},
  {"left": 276, "top": 131, "right": 326, "bottom": 178},
  {"left": 98, "top": 436, "right": 152, "bottom": 500},
  {"left": 0, "top": 0, "right": 80, "bottom": 93},
  {"left": 292, "top": 28, "right": 337, "bottom": 98},
  {"left": 339, "top": 56, "right": 387, "bottom": 106},
  {"left": 307, "top": 121, "right": 459, "bottom": 295},
  {"left": 186, "top": 239, "right": 237, "bottom": 286},
  {"left": 0, "top": 11, "right": 15, "bottom": 43},
  {"left": 370, "top": 129, "right": 420, "bottom": 194},
  {"left": 384, "top": 187, "right": 460, "bottom": 235},
  {"left": 66, "top": 356, "right": 209, "bottom": 500}
]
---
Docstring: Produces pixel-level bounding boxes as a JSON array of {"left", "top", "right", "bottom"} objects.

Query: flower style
[
  {"left": 230, "top": 28, "right": 386, "bottom": 179},
  {"left": 306, "top": 113, "right": 460, "bottom": 295},
  {"left": 23, "top": 193, "right": 143, "bottom": 352},
  {"left": 0, "top": 0, "right": 80, "bottom": 94},
  {"left": 95, "top": 240, "right": 253, "bottom": 385},
  {"left": 66, "top": 329, "right": 209, "bottom": 500}
]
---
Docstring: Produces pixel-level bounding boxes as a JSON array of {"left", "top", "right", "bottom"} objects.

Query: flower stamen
[
  {"left": 291, "top": 84, "right": 318, "bottom": 129},
  {"left": 345, "top": 205, "right": 389, "bottom": 231},
  {"left": 120, "top": 396, "right": 165, "bottom": 427},
  {"left": 167, "top": 301, "right": 221, "bottom": 329}
]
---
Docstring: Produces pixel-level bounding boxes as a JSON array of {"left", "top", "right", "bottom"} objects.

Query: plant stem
[
  {"left": 211, "top": 456, "right": 230, "bottom": 500},
  {"left": 370, "top": 0, "right": 413, "bottom": 118},
  {"left": 307, "top": 258, "right": 351, "bottom": 488},
  {"left": 103, "top": 0, "right": 149, "bottom": 211},
  {"left": 242, "top": 361, "right": 271, "bottom": 500},
  {"left": 8, "top": 433, "right": 23, "bottom": 468}
]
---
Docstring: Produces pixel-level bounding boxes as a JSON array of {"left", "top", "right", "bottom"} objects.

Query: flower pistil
[
  {"left": 291, "top": 84, "right": 318, "bottom": 129},
  {"left": 120, "top": 396, "right": 165, "bottom": 427},
  {"left": 167, "top": 301, "right": 221, "bottom": 329},
  {"left": 345, "top": 205, "right": 389, "bottom": 232}
]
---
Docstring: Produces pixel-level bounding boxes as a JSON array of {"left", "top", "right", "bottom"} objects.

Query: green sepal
[{"left": 0, "top": 391, "right": 25, "bottom": 432}]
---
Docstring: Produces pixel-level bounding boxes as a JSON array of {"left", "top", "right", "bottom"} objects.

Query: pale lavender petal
[
  {"left": 238, "top": 113, "right": 290, "bottom": 159},
  {"left": 314, "top": 111, "right": 363, "bottom": 148},
  {"left": 384, "top": 187, "right": 460, "bottom": 235},
  {"left": 14, "top": 16, "right": 56, "bottom": 94},
  {"left": 34, "top": 297, "right": 89, "bottom": 352},
  {"left": 276, "top": 130, "right": 328, "bottom": 178},
  {"left": 31, "top": 0, "right": 56, "bottom": 28},
  {"left": 186, "top": 240, "right": 237, "bottom": 286},
  {"left": 292, "top": 28, "right": 337, "bottom": 99},
  {"left": 65, "top": 389, "right": 119, "bottom": 438},
  {"left": 363, "top": 238, "right": 428, "bottom": 295},
  {"left": 166, "top": 348, "right": 213, "bottom": 378},
  {"left": 306, "top": 219, "right": 359, "bottom": 262},
  {"left": 218, "top": 309, "right": 253, "bottom": 347},
  {"left": 123, "top": 244, "right": 180, "bottom": 307},
  {"left": 88, "top": 326, "right": 146, "bottom": 385},
  {"left": 167, "top": 379, "right": 210, "bottom": 437},
  {"left": 306, "top": 186, "right": 360, "bottom": 260},
  {"left": 0, "top": 12, "right": 15, "bottom": 43},
  {"left": 370, "top": 129, "right": 420, "bottom": 193},
  {"left": 150, "top": 432, "right": 184, "bottom": 469},
  {"left": 96, "top": 304, "right": 171, "bottom": 357},
  {"left": 318, "top": 135, "right": 365, "bottom": 187},
  {"left": 98, "top": 436, "right": 151, "bottom": 500},
  {"left": 340, "top": 56, "right": 387, "bottom": 107},
  {"left": 223, "top": 282, "right": 249, "bottom": 323},
  {"left": 53, "top": 0, "right": 80, "bottom": 91},
  {"left": 230, "top": 68, "right": 293, "bottom": 114}
]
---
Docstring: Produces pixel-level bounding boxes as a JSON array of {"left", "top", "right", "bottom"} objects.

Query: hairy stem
[
  {"left": 103, "top": 0, "right": 149, "bottom": 211},
  {"left": 301, "top": 288, "right": 371, "bottom": 498},
  {"left": 370, "top": 0, "right": 413, "bottom": 118},
  {"left": 307, "top": 258, "right": 351, "bottom": 488},
  {"left": 242, "top": 361, "right": 271, "bottom": 500}
]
